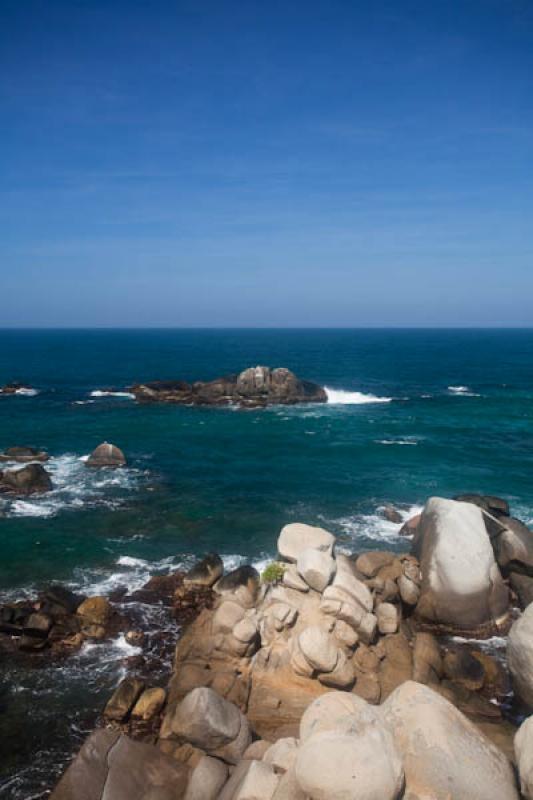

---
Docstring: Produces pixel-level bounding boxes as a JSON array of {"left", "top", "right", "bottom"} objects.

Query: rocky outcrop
[
  {"left": 0, "top": 462, "right": 52, "bottom": 495},
  {"left": 413, "top": 497, "right": 510, "bottom": 635},
  {"left": 85, "top": 442, "right": 126, "bottom": 468},
  {"left": 0, "top": 382, "right": 36, "bottom": 395},
  {"left": 0, "top": 446, "right": 49, "bottom": 462},
  {"left": 129, "top": 366, "right": 327, "bottom": 408}
]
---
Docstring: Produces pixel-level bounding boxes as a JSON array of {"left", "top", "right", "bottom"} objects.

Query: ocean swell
[{"left": 325, "top": 387, "right": 392, "bottom": 405}]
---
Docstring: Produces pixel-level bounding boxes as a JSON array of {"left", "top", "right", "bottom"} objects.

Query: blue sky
[{"left": 1, "top": 0, "right": 532, "bottom": 327}]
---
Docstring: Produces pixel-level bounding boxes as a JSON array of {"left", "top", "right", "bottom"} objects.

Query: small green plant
[{"left": 261, "top": 561, "right": 286, "bottom": 585}]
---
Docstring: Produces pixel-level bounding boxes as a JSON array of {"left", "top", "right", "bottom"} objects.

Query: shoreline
[{"left": 2, "top": 496, "right": 528, "bottom": 796}]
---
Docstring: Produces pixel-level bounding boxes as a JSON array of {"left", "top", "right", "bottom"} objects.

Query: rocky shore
[
  {"left": 128, "top": 366, "right": 327, "bottom": 407},
  {"left": 10, "top": 493, "right": 530, "bottom": 799}
]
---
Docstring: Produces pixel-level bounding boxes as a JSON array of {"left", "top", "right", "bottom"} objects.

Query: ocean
[{"left": 1, "top": 327, "right": 533, "bottom": 796}]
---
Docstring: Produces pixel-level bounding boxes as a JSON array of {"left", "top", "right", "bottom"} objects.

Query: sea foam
[
  {"left": 89, "top": 390, "right": 135, "bottom": 399},
  {"left": 325, "top": 387, "right": 392, "bottom": 405}
]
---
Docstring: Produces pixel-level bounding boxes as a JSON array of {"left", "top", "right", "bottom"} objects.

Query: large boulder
[
  {"left": 50, "top": 730, "right": 190, "bottom": 800},
  {"left": 515, "top": 716, "right": 533, "bottom": 800},
  {"left": 294, "top": 716, "right": 404, "bottom": 800},
  {"left": 104, "top": 678, "right": 145, "bottom": 722},
  {"left": 184, "top": 755, "right": 229, "bottom": 800},
  {"left": 184, "top": 553, "right": 224, "bottom": 587},
  {"left": 412, "top": 497, "right": 509, "bottom": 633},
  {"left": 235, "top": 366, "right": 327, "bottom": 406},
  {"left": 493, "top": 517, "right": 533, "bottom": 577},
  {"left": 86, "top": 442, "right": 126, "bottom": 468},
  {"left": 278, "top": 523, "right": 335, "bottom": 563},
  {"left": 381, "top": 681, "right": 519, "bottom": 800},
  {"left": 296, "top": 547, "right": 336, "bottom": 592},
  {"left": 508, "top": 603, "right": 533, "bottom": 708},
  {"left": 0, "top": 463, "right": 52, "bottom": 495},
  {"left": 169, "top": 687, "right": 251, "bottom": 763}
]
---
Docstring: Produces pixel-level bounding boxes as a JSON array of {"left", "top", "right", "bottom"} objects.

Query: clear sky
[{"left": 1, "top": 0, "right": 532, "bottom": 327}]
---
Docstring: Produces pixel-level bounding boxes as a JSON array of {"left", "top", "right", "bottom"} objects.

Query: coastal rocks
[
  {"left": 493, "top": 516, "right": 533, "bottom": 577},
  {"left": 130, "top": 366, "right": 327, "bottom": 408},
  {"left": 85, "top": 441, "right": 126, "bottom": 468},
  {"left": 296, "top": 547, "right": 336, "bottom": 592},
  {"left": 413, "top": 497, "right": 510, "bottom": 634},
  {"left": 381, "top": 681, "right": 519, "bottom": 800},
  {"left": 507, "top": 602, "right": 533, "bottom": 708},
  {"left": 0, "top": 445, "right": 49, "bottom": 462},
  {"left": 50, "top": 729, "right": 190, "bottom": 800},
  {"left": 184, "top": 755, "right": 229, "bottom": 800},
  {"left": 169, "top": 687, "right": 251, "bottom": 763},
  {"left": 515, "top": 716, "right": 533, "bottom": 800},
  {"left": 0, "top": 381, "right": 37, "bottom": 395},
  {"left": 104, "top": 677, "right": 145, "bottom": 722},
  {"left": 131, "top": 686, "right": 167, "bottom": 720},
  {"left": 278, "top": 523, "right": 335, "bottom": 563},
  {"left": 455, "top": 493, "right": 510, "bottom": 518},
  {"left": 184, "top": 553, "right": 224, "bottom": 587},
  {"left": 76, "top": 596, "right": 112, "bottom": 626},
  {"left": 215, "top": 565, "right": 261, "bottom": 607},
  {"left": 0, "top": 462, "right": 52, "bottom": 495}
]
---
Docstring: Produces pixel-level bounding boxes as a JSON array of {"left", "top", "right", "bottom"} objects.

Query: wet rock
[
  {"left": 0, "top": 382, "right": 36, "bottom": 395},
  {"left": 42, "top": 585, "right": 84, "bottom": 615},
  {"left": 382, "top": 505, "right": 403, "bottom": 524},
  {"left": 413, "top": 497, "right": 509, "bottom": 634},
  {"left": 184, "top": 553, "right": 224, "bottom": 587},
  {"left": 104, "top": 677, "right": 145, "bottom": 722},
  {"left": 23, "top": 612, "right": 53, "bottom": 638},
  {"left": 0, "top": 463, "right": 52, "bottom": 495},
  {"left": 277, "top": 523, "right": 335, "bottom": 563},
  {"left": 49, "top": 729, "right": 190, "bottom": 800},
  {"left": 125, "top": 630, "right": 145, "bottom": 647},
  {"left": 86, "top": 442, "right": 126, "bottom": 468},
  {"left": 0, "top": 446, "right": 49, "bottom": 462},
  {"left": 443, "top": 648, "right": 486, "bottom": 691},
  {"left": 76, "top": 596, "right": 112, "bottom": 626}
]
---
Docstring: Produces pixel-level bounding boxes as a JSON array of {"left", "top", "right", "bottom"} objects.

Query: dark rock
[
  {"left": 184, "top": 553, "right": 224, "bottom": 587},
  {"left": 215, "top": 565, "right": 260, "bottom": 603},
  {"left": 131, "top": 571, "right": 185, "bottom": 605},
  {"left": 23, "top": 612, "right": 53, "bottom": 639},
  {"left": 382, "top": 506, "right": 403, "bottom": 524},
  {"left": 510, "top": 572, "right": 533, "bottom": 609},
  {"left": 454, "top": 494, "right": 510, "bottom": 518},
  {"left": 0, "top": 463, "right": 52, "bottom": 495},
  {"left": 86, "top": 442, "right": 126, "bottom": 468},
  {"left": 0, "top": 382, "right": 36, "bottom": 395},
  {"left": 492, "top": 517, "right": 533, "bottom": 577},
  {"left": 443, "top": 648, "right": 485, "bottom": 691},
  {"left": 103, "top": 677, "right": 145, "bottom": 722},
  {"left": 49, "top": 729, "right": 190, "bottom": 800},
  {"left": 0, "top": 446, "right": 49, "bottom": 462},
  {"left": 19, "top": 634, "right": 48, "bottom": 651},
  {"left": 129, "top": 366, "right": 327, "bottom": 408},
  {"left": 41, "top": 585, "right": 85, "bottom": 615}
]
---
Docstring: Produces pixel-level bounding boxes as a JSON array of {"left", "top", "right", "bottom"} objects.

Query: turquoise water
[{"left": 2, "top": 328, "right": 533, "bottom": 795}]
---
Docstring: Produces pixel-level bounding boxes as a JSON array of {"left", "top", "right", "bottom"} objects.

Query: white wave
[
  {"left": 0, "top": 453, "right": 143, "bottom": 519},
  {"left": 116, "top": 555, "right": 149, "bottom": 568},
  {"left": 325, "top": 387, "right": 392, "bottom": 405},
  {"left": 377, "top": 438, "right": 418, "bottom": 446},
  {"left": 332, "top": 504, "right": 424, "bottom": 544},
  {"left": 89, "top": 390, "right": 135, "bottom": 399},
  {"left": 448, "top": 385, "right": 481, "bottom": 397},
  {"left": 15, "top": 387, "right": 39, "bottom": 396}
]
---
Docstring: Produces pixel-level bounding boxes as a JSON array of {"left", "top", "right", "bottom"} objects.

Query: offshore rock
[
  {"left": 85, "top": 442, "right": 126, "bottom": 467},
  {"left": 0, "top": 462, "right": 52, "bottom": 495},
  {"left": 0, "top": 446, "right": 49, "bottom": 462},
  {"left": 130, "top": 366, "right": 327, "bottom": 408}
]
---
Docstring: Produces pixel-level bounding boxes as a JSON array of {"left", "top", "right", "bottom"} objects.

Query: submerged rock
[
  {"left": 86, "top": 442, "right": 126, "bottom": 468},
  {"left": 130, "top": 366, "right": 327, "bottom": 408}
]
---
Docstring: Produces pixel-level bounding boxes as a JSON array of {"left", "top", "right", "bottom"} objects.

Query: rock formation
[
  {"left": 86, "top": 442, "right": 126, "bottom": 468},
  {"left": 129, "top": 366, "right": 327, "bottom": 408},
  {"left": 0, "top": 462, "right": 53, "bottom": 495},
  {"left": 0, "top": 446, "right": 49, "bottom": 462}
]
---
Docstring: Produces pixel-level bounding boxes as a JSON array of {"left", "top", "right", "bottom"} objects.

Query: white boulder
[
  {"left": 278, "top": 523, "right": 335, "bottom": 563},
  {"left": 508, "top": 603, "right": 533, "bottom": 708},
  {"left": 296, "top": 547, "right": 336, "bottom": 592}
]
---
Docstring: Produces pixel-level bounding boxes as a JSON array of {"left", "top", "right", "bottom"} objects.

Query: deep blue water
[{"left": 2, "top": 328, "right": 533, "bottom": 796}]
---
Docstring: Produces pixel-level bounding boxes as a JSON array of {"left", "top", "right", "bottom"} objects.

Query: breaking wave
[
  {"left": 89, "top": 390, "right": 135, "bottom": 399},
  {"left": 325, "top": 387, "right": 392, "bottom": 405},
  {"left": 448, "top": 385, "right": 481, "bottom": 397}
]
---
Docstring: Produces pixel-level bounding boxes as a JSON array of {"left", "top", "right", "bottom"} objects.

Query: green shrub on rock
[{"left": 261, "top": 562, "right": 286, "bottom": 585}]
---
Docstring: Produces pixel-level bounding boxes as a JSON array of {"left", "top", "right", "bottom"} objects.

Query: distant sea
[{"left": 2, "top": 328, "right": 533, "bottom": 797}]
